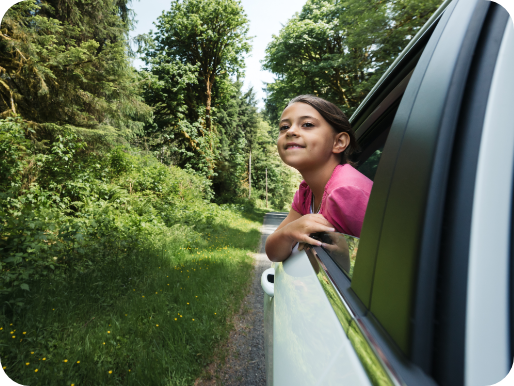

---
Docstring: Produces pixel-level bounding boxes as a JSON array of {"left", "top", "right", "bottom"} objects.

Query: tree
[
  {"left": 138, "top": 0, "right": 251, "bottom": 177},
  {"left": 262, "top": 0, "right": 443, "bottom": 125},
  {"left": 0, "top": 0, "right": 150, "bottom": 140},
  {"left": 211, "top": 83, "right": 257, "bottom": 199}
]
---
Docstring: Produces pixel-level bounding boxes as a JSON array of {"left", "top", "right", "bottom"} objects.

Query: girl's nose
[{"left": 286, "top": 124, "right": 299, "bottom": 137}]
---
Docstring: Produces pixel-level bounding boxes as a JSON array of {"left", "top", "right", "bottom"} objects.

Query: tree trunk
[
  {"left": 205, "top": 74, "right": 213, "bottom": 133},
  {"left": 248, "top": 149, "right": 252, "bottom": 199}
]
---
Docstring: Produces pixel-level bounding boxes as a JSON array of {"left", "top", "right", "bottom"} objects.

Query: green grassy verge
[{"left": 0, "top": 206, "right": 268, "bottom": 386}]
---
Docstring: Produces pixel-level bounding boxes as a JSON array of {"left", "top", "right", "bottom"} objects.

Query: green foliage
[
  {"left": 0, "top": 117, "right": 270, "bottom": 384},
  {"left": 0, "top": 0, "right": 299, "bottom": 383},
  {"left": 0, "top": 0, "right": 151, "bottom": 138},
  {"left": 0, "top": 118, "right": 213, "bottom": 304},
  {"left": 0, "top": 201, "right": 265, "bottom": 385},
  {"left": 262, "top": 0, "right": 444, "bottom": 124},
  {"left": 138, "top": 0, "right": 251, "bottom": 177}
]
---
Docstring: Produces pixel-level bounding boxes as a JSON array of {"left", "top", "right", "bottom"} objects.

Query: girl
[{"left": 265, "top": 95, "right": 373, "bottom": 262}]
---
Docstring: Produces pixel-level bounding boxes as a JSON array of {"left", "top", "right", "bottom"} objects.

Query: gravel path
[{"left": 195, "top": 212, "right": 287, "bottom": 386}]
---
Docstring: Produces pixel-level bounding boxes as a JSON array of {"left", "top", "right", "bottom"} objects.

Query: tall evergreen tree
[{"left": 0, "top": 0, "right": 150, "bottom": 138}]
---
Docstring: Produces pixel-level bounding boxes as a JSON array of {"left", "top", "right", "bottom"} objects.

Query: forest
[{"left": 0, "top": 0, "right": 441, "bottom": 384}]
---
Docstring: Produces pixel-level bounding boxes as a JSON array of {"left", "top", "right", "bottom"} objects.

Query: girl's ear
[{"left": 333, "top": 132, "right": 350, "bottom": 154}]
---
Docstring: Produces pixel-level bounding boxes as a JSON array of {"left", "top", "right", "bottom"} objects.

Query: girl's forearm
[{"left": 265, "top": 227, "right": 296, "bottom": 262}]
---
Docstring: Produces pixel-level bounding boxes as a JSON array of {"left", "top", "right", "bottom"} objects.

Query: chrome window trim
[{"left": 306, "top": 246, "right": 405, "bottom": 386}]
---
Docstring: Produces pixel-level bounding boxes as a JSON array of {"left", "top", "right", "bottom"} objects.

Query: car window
[
  {"left": 315, "top": 102, "right": 397, "bottom": 279},
  {"left": 312, "top": 231, "right": 359, "bottom": 278}
]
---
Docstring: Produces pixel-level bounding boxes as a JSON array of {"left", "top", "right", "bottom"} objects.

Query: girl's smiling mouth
[{"left": 285, "top": 142, "right": 305, "bottom": 150}]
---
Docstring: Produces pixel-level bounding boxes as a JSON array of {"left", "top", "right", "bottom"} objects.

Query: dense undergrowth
[{"left": 0, "top": 117, "right": 271, "bottom": 385}]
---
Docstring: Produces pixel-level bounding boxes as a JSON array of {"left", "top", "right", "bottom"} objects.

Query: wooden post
[
  {"left": 249, "top": 149, "right": 251, "bottom": 199},
  {"left": 266, "top": 167, "right": 268, "bottom": 208}
]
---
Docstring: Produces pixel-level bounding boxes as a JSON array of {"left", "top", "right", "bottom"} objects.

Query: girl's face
[{"left": 277, "top": 102, "right": 349, "bottom": 172}]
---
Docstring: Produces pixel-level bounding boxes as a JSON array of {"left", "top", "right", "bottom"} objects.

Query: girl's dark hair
[{"left": 287, "top": 95, "right": 359, "bottom": 167}]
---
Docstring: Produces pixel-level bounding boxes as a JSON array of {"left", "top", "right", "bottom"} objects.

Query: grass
[{"left": 0, "top": 205, "right": 269, "bottom": 386}]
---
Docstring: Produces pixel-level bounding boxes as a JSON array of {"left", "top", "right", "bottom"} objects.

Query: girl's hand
[{"left": 282, "top": 214, "right": 335, "bottom": 247}]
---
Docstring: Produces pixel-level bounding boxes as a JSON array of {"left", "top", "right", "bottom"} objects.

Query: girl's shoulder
[
  {"left": 325, "top": 164, "right": 373, "bottom": 194},
  {"left": 292, "top": 180, "right": 312, "bottom": 215}
]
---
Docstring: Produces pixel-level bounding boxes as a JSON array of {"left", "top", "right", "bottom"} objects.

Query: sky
[{"left": 128, "top": 0, "right": 308, "bottom": 110}]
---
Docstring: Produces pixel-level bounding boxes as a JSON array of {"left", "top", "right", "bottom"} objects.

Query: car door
[{"left": 266, "top": 0, "right": 514, "bottom": 385}]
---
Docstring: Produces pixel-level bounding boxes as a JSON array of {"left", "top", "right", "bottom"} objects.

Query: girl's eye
[
  {"left": 303, "top": 122, "right": 314, "bottom": 127},
  {"left": 279, "top": 125, "right": 289, "bottom": 131}
]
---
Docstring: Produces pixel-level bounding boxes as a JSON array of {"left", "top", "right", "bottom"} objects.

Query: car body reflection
[{"left": 308, "top": 232, "right": 360, "bottom": 278}]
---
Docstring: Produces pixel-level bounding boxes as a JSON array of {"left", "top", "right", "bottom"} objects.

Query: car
[{"left": 261, "top": 0, "right": 514, "bottom": 385}]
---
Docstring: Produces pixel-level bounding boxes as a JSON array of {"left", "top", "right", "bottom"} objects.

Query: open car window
[{"left": 312, "top": 91, "right": 399, "bottom": 280}]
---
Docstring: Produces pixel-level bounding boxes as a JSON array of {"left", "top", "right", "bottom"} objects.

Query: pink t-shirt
[{"left": 291, "top": 164, "right": 373, "bottom": 237}]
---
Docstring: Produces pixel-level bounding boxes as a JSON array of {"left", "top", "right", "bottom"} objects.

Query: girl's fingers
[
  {"left": 302, "top": 236, "right": 322, "bottom": 247},
  {"left": 308, "top": 224, "right": 335, "bottom": 234},
  {"left": 311, "top": 214, "right": 333, "bottom": 227}
]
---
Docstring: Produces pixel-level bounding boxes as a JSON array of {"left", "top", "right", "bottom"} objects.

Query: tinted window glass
[
  {"left": 358, "top": 148, "right": 384, "bottom": 181},
  {"left": 313, "top": 232, "right": 360, "bottom": 278}
]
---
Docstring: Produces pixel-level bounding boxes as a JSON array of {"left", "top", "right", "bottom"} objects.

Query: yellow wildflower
[{"left": 35, "top": 369, "right": 38, "bottom": 372}]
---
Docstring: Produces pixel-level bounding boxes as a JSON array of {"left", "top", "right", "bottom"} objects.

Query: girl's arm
[{"left": 265, "top": 208, "right": 335, "bottom": 262}]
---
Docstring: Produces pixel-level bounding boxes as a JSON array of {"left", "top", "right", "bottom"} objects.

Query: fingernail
[
  {"left": 318, "top": 241, "right": 322, "bottom": 247},
  {"left": 329, "top": 228, "right": 335, "bottom": 232}
]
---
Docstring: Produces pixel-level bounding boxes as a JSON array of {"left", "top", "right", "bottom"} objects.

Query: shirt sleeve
[
  {"left": 324, "top": 185, "right": 371, "bottom": 237},
  {"left": 291, "top": 188, "right": 303, "bottom": 214},
  {"left": 291, "top": 181, "right": 309, "bottom": 215}
]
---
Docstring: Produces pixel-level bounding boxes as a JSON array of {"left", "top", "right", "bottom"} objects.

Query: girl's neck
[{"left": 301, "top": 160, "right": 340, "bottom": 206}]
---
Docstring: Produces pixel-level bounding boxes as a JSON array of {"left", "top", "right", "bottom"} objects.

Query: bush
[{"left": 0, "top": 118, "right": 213, "bottom": 309}]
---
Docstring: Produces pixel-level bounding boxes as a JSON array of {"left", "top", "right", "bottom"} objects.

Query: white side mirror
[{"left": 261, "top": 267, "right": 275, "bottom": 297}]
